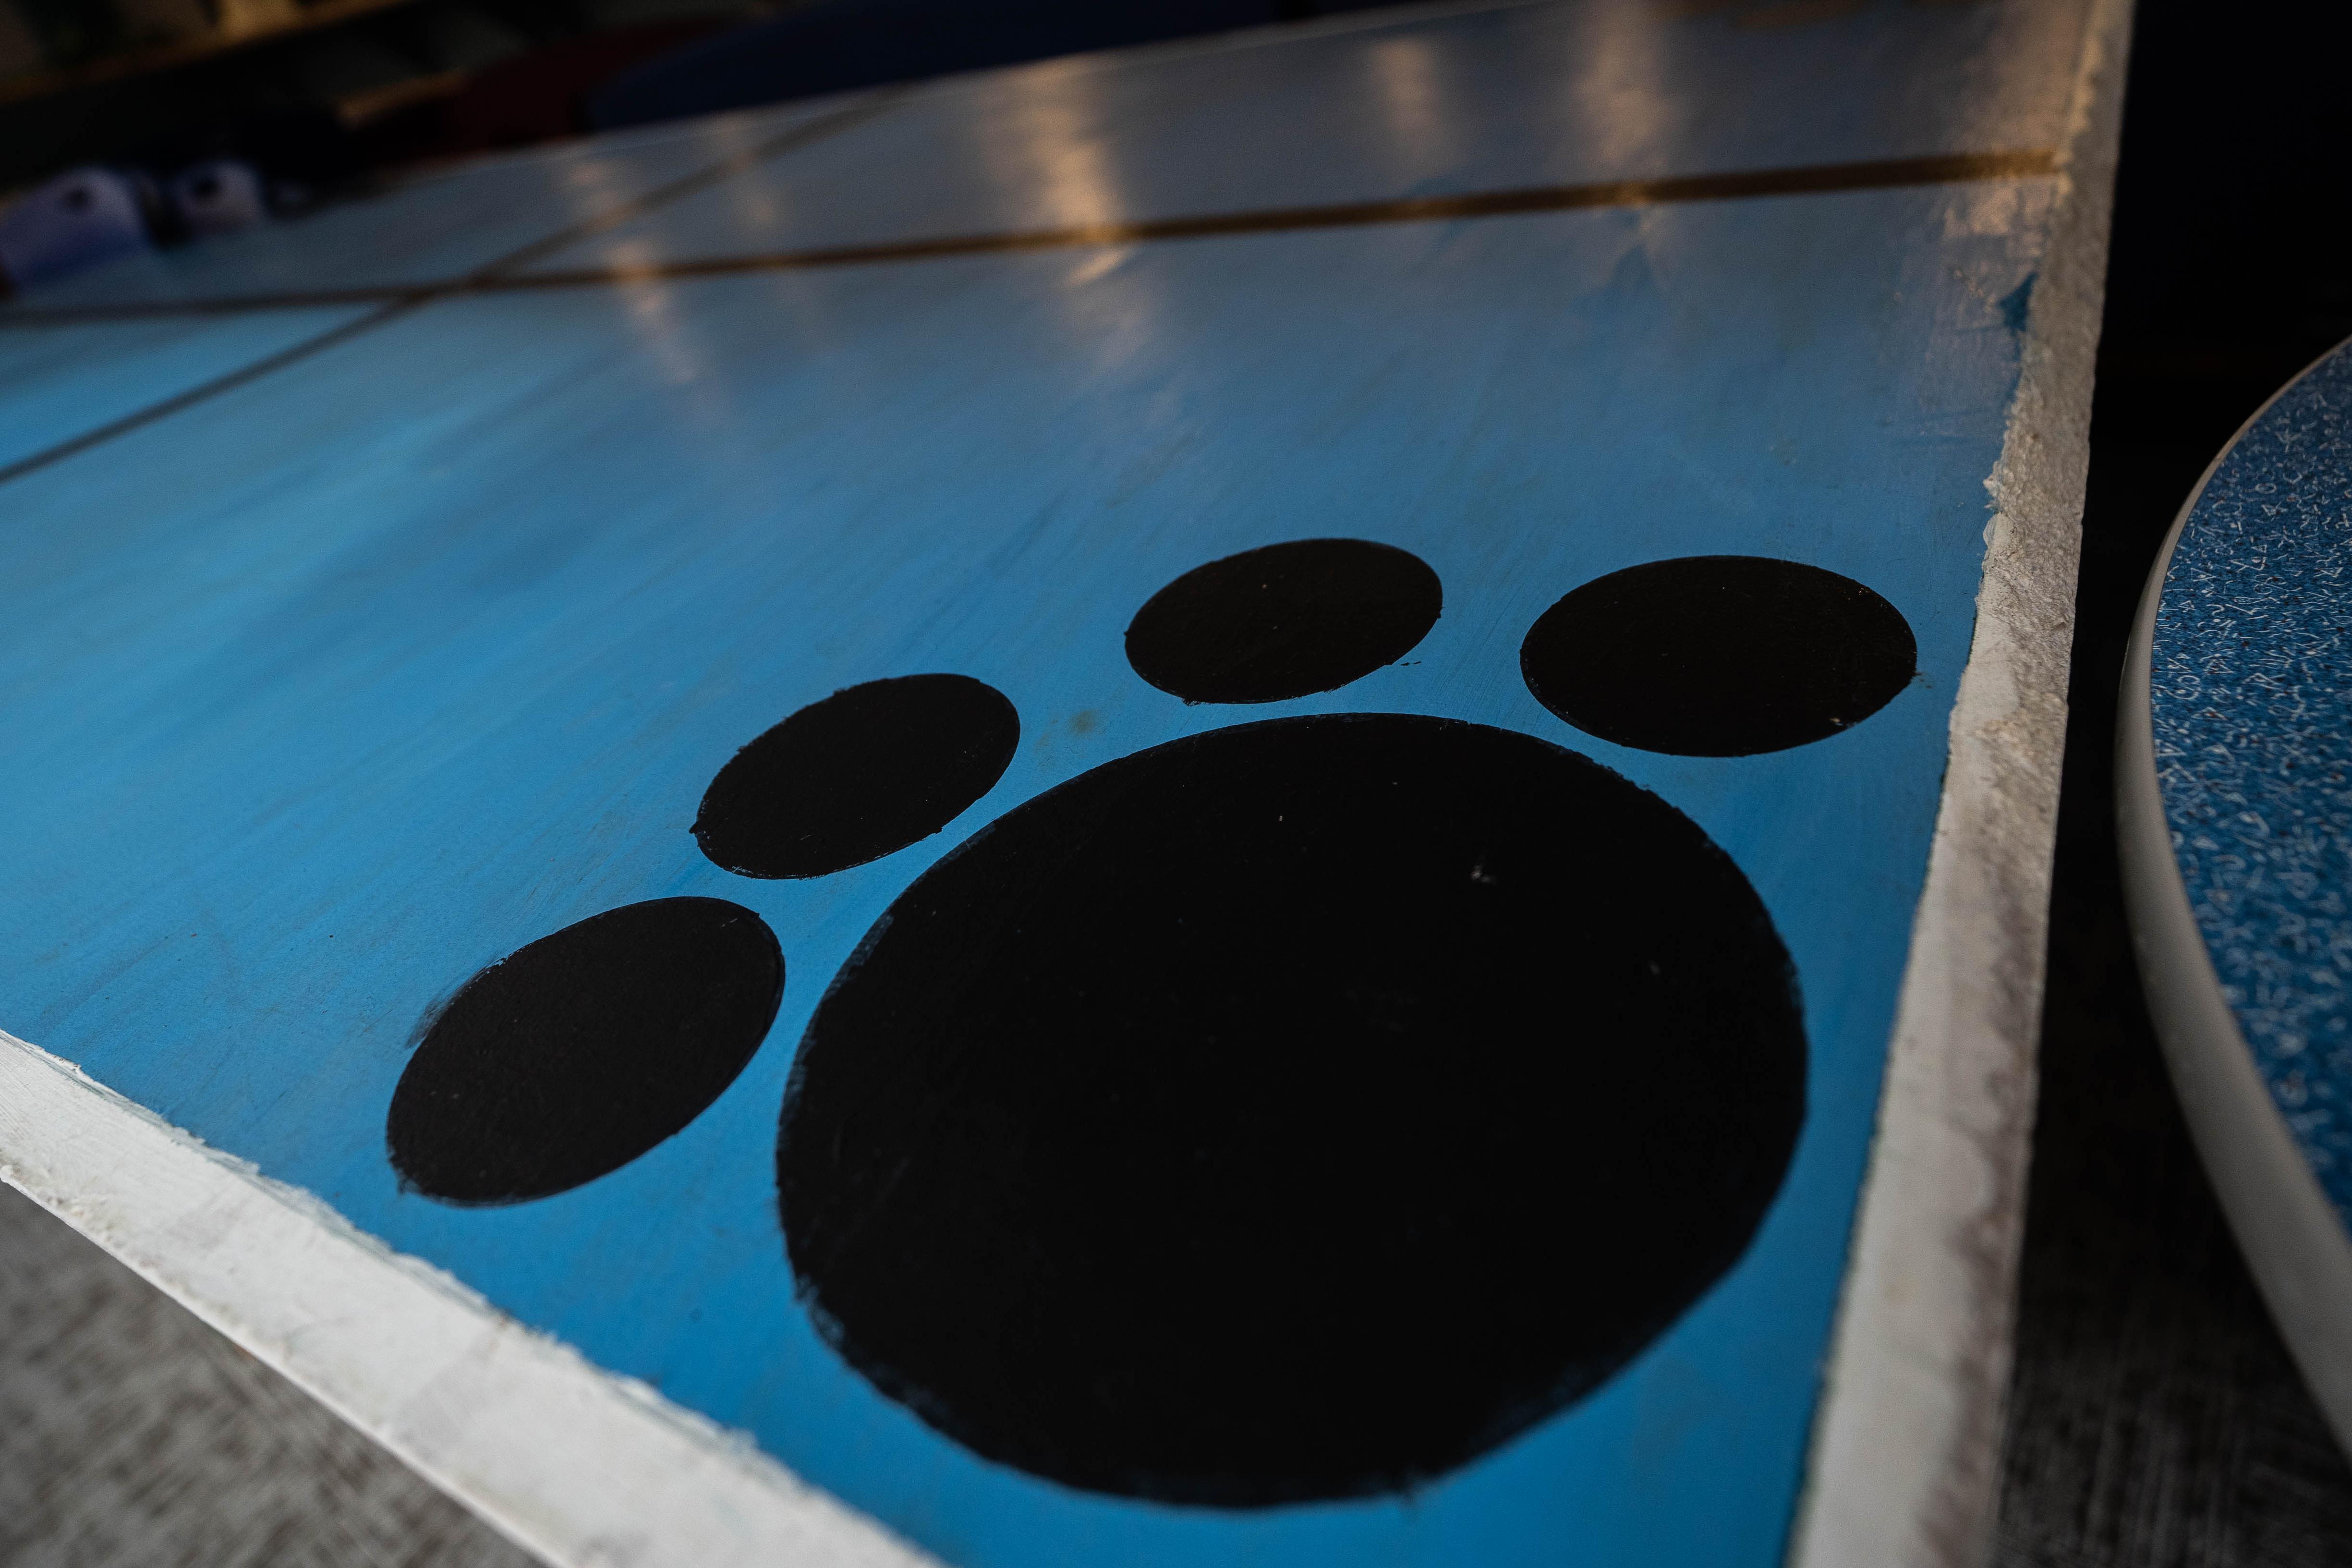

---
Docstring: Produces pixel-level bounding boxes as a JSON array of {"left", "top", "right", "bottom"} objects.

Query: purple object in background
[
  {"left": 0, "top": 167, "right": 152, "bottom": 291},
  {"left": 168, "top": 159, "right": 271, "bottom": 240}
]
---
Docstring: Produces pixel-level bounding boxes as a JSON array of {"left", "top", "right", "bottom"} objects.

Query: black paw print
[{"left": 387, "top": 540, "right": 1916, "bottom": 1507}]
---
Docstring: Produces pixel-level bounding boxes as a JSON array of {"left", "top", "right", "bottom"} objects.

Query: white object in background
[
  {"left": 169, "top": 159, "right": 271, "bottom": 239},
  {"left": 0, "top": 167, "right": 152, "bottom": 290}
]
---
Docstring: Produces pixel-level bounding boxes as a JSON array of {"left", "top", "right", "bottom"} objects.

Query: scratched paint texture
[
  {"left": 0, "top": 310, "right": 366, "bottom": 470},
  {"left": 0, "top": 1, "right": 2088, "bottom": 1564},
  {"left": 2152, "top": 341, "right": 2352, "bottom": 1223}
]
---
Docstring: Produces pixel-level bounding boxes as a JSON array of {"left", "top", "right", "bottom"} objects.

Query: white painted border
[
  {"left": 2114, "top": 351, "right": 2352, "bottom": 1455},
  {"left": 0, "top": 1032, "right": 939, "bottom": 1568},
  {"left": 1787, "top": 0, "right": 2133, "bottom": 1564}
]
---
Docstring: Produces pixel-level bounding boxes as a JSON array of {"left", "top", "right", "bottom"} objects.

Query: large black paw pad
[
  {"left": 1125, "top": 538, "right": 1442, "bottom": 704},
  {"left": 390, "top": 898, "right": 782, "bottom": 1204},
  {"left": 778, "top": 714, "right": 1805, "bottom": 1506},
  {"left": 1521, "top": 556, "right": 1916, "bottom": 756}
]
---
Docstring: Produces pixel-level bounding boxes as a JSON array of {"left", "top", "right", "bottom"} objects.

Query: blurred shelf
[{"left": 0, "top": 0, "right": 433, "bottom": 107}]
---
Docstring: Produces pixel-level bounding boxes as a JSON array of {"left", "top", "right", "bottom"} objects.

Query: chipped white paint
[
  {"left": 0, "top": 1031, "right": 939, "bottom": 1568},
  {"left": 1787, "top": 0, "right": 2133, "bottom": 1564}
]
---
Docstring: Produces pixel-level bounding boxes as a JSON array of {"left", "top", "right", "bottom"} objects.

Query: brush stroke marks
[
  {"left": 1124, "top": 539, "right": 1442, "bottom": 705},
  {"left": 778, "top": 713, "right": 1805, "bottom": 1505},
  {"left": 695, "top": 674, "right": 1019, "bottom": 879},
  {"left": 1520, "top": 556, "right": 1916, "bottom": 756},
  {"left": 390, "top": 898, "right": 783, "bottom": 1204}
]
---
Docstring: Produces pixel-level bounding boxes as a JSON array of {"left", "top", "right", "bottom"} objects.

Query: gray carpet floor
[{"left": 0, "top": 1181, "right": 538, "bottom": 1568}]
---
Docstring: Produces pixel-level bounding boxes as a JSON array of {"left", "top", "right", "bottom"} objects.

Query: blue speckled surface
[{"left": 2153, "top": 340, "right": 2352, "bottom": 1222}]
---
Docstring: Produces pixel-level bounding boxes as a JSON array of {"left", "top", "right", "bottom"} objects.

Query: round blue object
[{"left": 2124, "top": 336, "right": 2352, "bottom": 1448}]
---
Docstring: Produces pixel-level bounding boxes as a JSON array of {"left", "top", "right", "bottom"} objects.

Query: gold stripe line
[{"left": 0, "top": 149, "right": 2058, "bottom": 323}]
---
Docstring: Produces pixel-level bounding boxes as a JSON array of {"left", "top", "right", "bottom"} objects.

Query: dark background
[
  {"left": 1993, "top": 0, "right": 2352, "bottom": 1561},
  {"left": 0, "top": 0, "right": 1398, "bottom": 199}
]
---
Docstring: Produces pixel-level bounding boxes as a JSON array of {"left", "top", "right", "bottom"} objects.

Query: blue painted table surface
[
  {"left": 0, "top": 1, "right": 2092, "bottom": 1563},
  {"left": 0, "top": 309, "right": 366, "bottom": 470},
  {"left": 2152, "top": 340, "right": 2352, "bottom": 1227}
]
